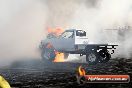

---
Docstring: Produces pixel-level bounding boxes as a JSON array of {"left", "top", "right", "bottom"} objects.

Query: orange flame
[
  {"left": 78, "top": 66, "right": 86, "bottom": 76},
  {"left": 46, "top": 43, "right": 65, "bottom": 62},
  {"left": 53, "top": 51, "right": 65, "bottom": 62},
  {"left": 47, "top": 27, "right": 64, "bottom": 36}
]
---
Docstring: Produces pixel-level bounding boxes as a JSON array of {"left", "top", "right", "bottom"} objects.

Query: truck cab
[{"left": 56, "top": 29, "right": 89, "bottom": 51}]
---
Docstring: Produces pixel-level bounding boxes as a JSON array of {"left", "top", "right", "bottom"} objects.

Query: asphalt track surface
[{"left": 0, "top": 58, "right": 132, "bottom": 88}]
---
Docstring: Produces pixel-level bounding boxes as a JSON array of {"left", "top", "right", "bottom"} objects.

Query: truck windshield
[
  {"left": 76, "top": 30, "right": 86, "bottom": 36},
  {"left": 60, "top": 31, "right": 74, "bottom": 38}
]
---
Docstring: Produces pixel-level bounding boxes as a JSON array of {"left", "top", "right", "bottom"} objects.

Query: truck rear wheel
[
  {"left": 86, "top": 51, "right": 99, "bottom": 65},
  {"left": 99, "top": 50, "right": 111, "bottom": 63}
]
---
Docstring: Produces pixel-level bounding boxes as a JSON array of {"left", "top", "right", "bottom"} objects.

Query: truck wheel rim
[
  {"left": 88, "top": 53, "right": 96, "bottom": 62},
  {"left": 100, "top": 52, "right": 107, "bottom": 60}
]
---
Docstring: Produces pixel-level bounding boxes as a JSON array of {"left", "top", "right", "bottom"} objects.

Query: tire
[
  {"left": 99, "top": 50, "right": 111, "bottom": 63},
  {"left": 41, "top": 44, "right": 56, "bottom": 62},
  {"left": 86, "top": 51, "right": 99, "bottom": 65}
]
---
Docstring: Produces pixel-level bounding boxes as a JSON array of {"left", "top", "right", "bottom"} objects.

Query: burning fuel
[
  {"left": 47, "top": 27, "right": 64, "bottom": 36},
  {"left": 45, "top": 43, "right": 65, "bottom": 62},
  {"left": 53, "top": 52, "right": 65, "bottom": 62}
]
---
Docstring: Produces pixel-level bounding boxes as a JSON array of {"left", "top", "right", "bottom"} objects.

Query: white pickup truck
[{"left": 39, "top": 29, "right": 118, "bottom": 64}]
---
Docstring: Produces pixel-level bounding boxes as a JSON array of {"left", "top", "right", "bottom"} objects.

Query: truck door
[{"left": 53, "top": 30, "right": 75, "bottom": 51}]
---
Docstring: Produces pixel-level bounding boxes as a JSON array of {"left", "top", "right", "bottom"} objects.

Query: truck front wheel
[
  {"left": 86, "top": 52, "right": 99, "bottom": 65},
  {"left": 41, "top": 43, "right": 56, "bottom": 62}
]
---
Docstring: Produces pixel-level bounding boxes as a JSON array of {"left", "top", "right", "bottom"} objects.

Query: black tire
[
  {"left": 41, "top": 44, "right": 56, "bottom": 62},
  {"left": 86, "top": 51, "right": 99, "bottom": 65},
  {"left": 99, "top": 50, "right": 111, "bottom": 63}
]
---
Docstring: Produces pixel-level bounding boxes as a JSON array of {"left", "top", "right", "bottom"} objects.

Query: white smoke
[
  {"left": 0, "top": 0, "right": 132, "bottom": 66},
  {"left": 0, "top": 0, "right": 47, "bottom": 65},
  {"left": 69, "top": 0, "right": 132, "bottom": 59}
]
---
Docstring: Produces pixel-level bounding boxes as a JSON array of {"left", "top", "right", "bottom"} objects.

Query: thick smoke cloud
[
  {"left": 69, "top": 0, "right": 132, "bottom": 58},
  {"left": 0, "top": 0, "right": 132, "bottom": 66},
  {"left": 0, "top": 0, "right": 47, "bottom": 65}
]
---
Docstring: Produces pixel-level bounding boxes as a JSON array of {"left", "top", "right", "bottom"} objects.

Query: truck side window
[
  {"left": 60, "top": 31, "right": 74, "bottom": 38},
  {"left": 76, "top": 30, "right": 86, "bottom": 36}
]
